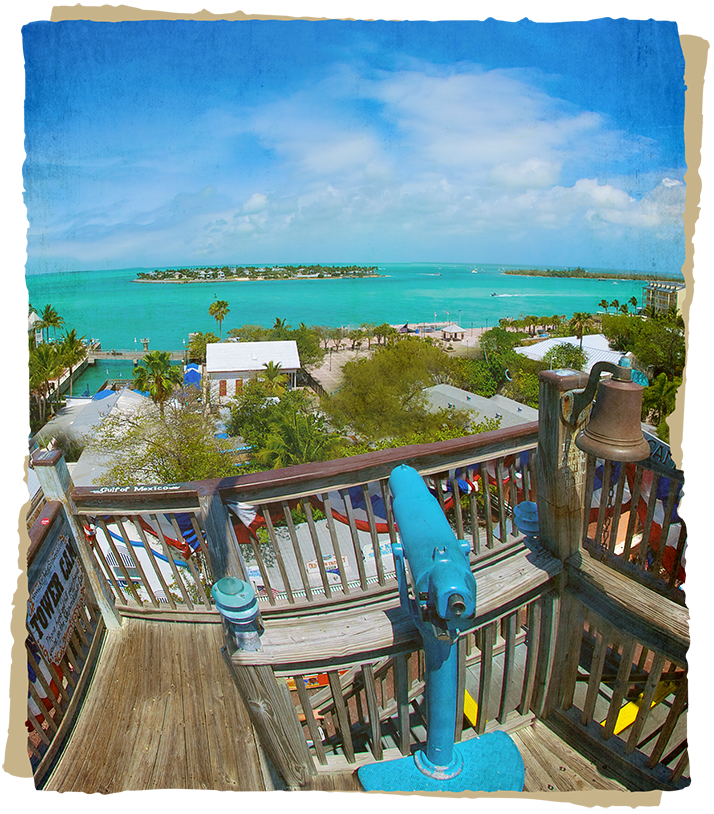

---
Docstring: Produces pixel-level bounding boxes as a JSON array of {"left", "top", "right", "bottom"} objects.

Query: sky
[{"left": 22, "top": 16, "right": 688, "bottom": 275}]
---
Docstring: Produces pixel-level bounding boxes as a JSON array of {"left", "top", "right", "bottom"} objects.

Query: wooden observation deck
[{"left": 25, "top": 370, "right": 689, "bottom": 796}]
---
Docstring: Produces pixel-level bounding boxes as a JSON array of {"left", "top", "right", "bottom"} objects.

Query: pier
[{"left": 87, "top": 348, "right": 186, "bottom": 362}]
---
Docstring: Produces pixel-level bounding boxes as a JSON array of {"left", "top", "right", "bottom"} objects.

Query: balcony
[{"left": 25, "top": 369, "right": 688, "bottom": 795}]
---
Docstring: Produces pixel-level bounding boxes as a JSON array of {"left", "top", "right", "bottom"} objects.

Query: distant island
[
  {"left": 133, "top": 264, "right": 381, "bottom": 283},
  {"left": 504, "top": 267, "right": 679, "bottom": 282}
]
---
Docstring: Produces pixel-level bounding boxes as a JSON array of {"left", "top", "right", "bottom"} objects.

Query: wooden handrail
[{"left": 70, "top": 422, "right": 539, "bottom": 511}]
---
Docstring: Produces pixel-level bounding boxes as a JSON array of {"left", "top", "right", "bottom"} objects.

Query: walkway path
[{"left": 43, "top": 618, "right": 272, "bottom": 792}]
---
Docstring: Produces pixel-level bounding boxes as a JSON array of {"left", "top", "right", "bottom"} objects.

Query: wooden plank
[
  {"left": 625, "top": 653, "right": 669, "bottom": 753},
  {"left": 450, "top": 475, "right": 465, "bottom": 540},
  {"left": 97, "top": 517, "right": 143, "bottom": 606},
  {"left": 131, "top": 517, "right": 177, "bottom": 609},
  {"left": 342, "top": 490, "right": 368, "bottom": 591},
  {"left": 594, "top": 459, "right": 612, "bottom": 547},
  {"left": 361, "top": 664, "right": 384, "bottom": 761},
  {"left": 582, "top": 627, "right": 609, "bottom": 727},
  {"left": 647, "top": 677, "right": 688, "bottom": 769},
  {"left": 468, "top": 483, "right": 480, "bottom": 555},
  {"left": 607, "top": 464, "right": 628, "bottom": 553},
  {"left": 150, "top": 513, "right": 194, "bottom": 609},
  {"left": 581, "top": 455, "right": 596, "bottom": 546},
  {"left": 565, "top": 549, "right": 689, "bottom": 665},
  {"left": 518, "top": 600, "right": 542, "bottom": 715},
  {"left": 601, "top": 635, "right": 638, "bottom": 740},
  {"left": 281, "top": 500, "right": 313, "bottom": 600},
  {"left": 560, "top": 598, "right": 587, "bottom": 712},
  {"left": 650, "top": 483, "right": 678, "bottom": 576},
  {"left": 668, "top": 524, "right": 687, "bottom": 590},
  {"left": 262, "top": 507, "right": 295, "bottom": 603},
  {"left": 495, "top": 458, "right": 508, "bottom": 543},
  {"left": 327, "top": 670, "right": 355, "bottom": 763},
  {"left": 393, "top": 654, "right": 411, "bottom": 755},
  {"left": 169, "top": 514, "right": 212, "bottom": 608},
  {"left": 115, "top": 516, "right": 160, "bottom": 608},
  {"left": 455, "top": 635, "right": 467, "bottom": 740},
  {"left": 479, "top": 463, "right": 495, "bottom": 549},
  {"left": 638, "top": 473, "right": 661, "bottom": 568},
  {"left": 301, "top": 498, "right": 332, "bottom": 598},
  {"left": 293, "top": 675, "right": 328, "bottom": 765},
  {"left": 476, "top": 621, "right": 496, "bottom": 734},
  {"left": 361, "top": 483, "right": 386, "bottom": 585},
  {"left": 322, "top": 493, "right": 351, "bottom": 594},
  {"left": 498, "top": 612, "right": 517, "bottom": 723},
  {"left": 622, "top": 465, "right": 643, "bottom": 561}
]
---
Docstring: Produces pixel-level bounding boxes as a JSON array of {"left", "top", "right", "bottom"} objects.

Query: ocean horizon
[{"left": 27, "top": 262, "right": 683, "bottom": 356}]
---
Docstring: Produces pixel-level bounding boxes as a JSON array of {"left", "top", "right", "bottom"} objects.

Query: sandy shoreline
[{"left": 131, "top": 274, "right": 384, "bottom": 284}]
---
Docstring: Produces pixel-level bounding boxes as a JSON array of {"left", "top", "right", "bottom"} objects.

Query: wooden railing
[{"left": 26, "top": 501, "right": 105, "bottom": 788}]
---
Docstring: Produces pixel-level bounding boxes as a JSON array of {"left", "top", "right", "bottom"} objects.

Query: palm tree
[
  {"left": 642, "top": 373, "right": 680, "bottom": 426},
  {"left": 39, "top": 304, "right": 64, "bottom": 344},
  {"left": 569, "top": 312, "right": 593, "bottom": 348},
  {"left": 609, "top": 299, "right": 620, "bottom": 314},
  {"left": 629, "top": 296, "right": 638, "bottom": 312},
  {"left": 598, "top": 299, "right": 610, "bottom": 314},
  {"left": 260, "top": 361, "right": 289, "bottom": 396},
  {"left": 30, "top": 343, "right": 64, "bottom": 424},
  {"left": 133, "top": 351, "right": 183, "bottom": 418},
  {"left": 208, "top": 300, "right": 230, "bottom": 339},
  {"left": 60, "top": 329, "right": 87, "bottom": 396}
]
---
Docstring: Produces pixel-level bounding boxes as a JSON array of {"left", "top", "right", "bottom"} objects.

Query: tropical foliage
[
  {"left": 133, "top": 350, "right": 183, "bottom": 417},
  {"left": 542, "top": 343, "right": 588, "bottom": 371},
  {"left": 208, "top": 299, "right": 230, "bottom": 339}
]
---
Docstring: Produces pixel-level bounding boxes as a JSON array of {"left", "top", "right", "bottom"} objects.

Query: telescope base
[{"left": 357, "top": 731, "right": 525, "bottom": 793}]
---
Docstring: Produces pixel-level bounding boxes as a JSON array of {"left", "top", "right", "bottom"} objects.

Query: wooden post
[
  {"left": 198, "top": 491, "right": 249, "bottom": 582},
  {"left": 532, "top": 369, "right": 591, "bottom": 716},
  {"left": 536, "top": 369, "right": 592, "bottom": 562},
  {"left": 30, "top": 449, "right": 122, "bottom": 630},
  {"left": 221, "top": 652, "right": 316, "bottom": 788}
]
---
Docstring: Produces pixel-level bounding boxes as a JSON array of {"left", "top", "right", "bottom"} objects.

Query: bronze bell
[{"left": 575, "top": 376, "right": 651, "bottom": 462}]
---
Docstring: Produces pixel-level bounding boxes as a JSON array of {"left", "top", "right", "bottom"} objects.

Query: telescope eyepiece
[{"left": 447, "top": 593, "right": 466, "bottom": 617}]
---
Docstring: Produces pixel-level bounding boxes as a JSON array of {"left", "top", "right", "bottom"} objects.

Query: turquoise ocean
[{"left": 27, "top": 262, "right": 682, "bottom": 391}]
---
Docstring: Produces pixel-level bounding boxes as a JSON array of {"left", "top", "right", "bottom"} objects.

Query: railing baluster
[
  {"left": 582, "top": 627, "right": 609, "bottom": 726},
  {"left": 670, "top": 748, "right": 689, "bottom": 783},
  {"left": 188, "top": 513, "right": 214, "bottom": 583},
  {"left": 495, "top": 459, "right": 508, "bottom": 543},
  {"left": 668, "top": 524, "right": 687, "bottom": 589},
  {"left": 647, "top": 676, "right": 688, "bottom": 769},
  {"left": 468, "top": 480, "right": 480, "bottom": 555},
  {"left": 281, "top": 501, "right": 313, "bottom": 601},
  {"left": 149, "top": 513, "right": 194, "bottom": 609},
  {"left": 326, "top": 670, "right": 355, "bottom": 763},
  {"left": 455, "top": 635, "right": 467, "bottom": 741},
  {"left": 518, "top": 599, "right": 541, "bottom": 715},
  {"left": 301, "top": 499, "right": 331, "bottom": 598},
  {"left": 341, "top": 490, "right": 368, "bottom": 591},
  {"left": 97, "top": 517, "right": 143, "bottom": 606},
  {"left": 582, "top": 455, "right": 596, "bottom": 545},
  {"left": 594, "top": 459, "right": 612, "bottom": 548},
  {"left": 115, "top": 516, "right": 160, "bottom": 608},
  {"left": 361, "top": 483, "right": 386, "bottom": 585},
  {"left": 449, "top": 474, "right": 465, "bottom": 540},
  {"left": 560, "top": 599, "right": 586, "bottom": 712},
  {"left": 394, "top": 654, "right": 411, "bottom": 755},
  {"left": 362, "top": 663, "right": 383, "bottom": 760},
  {"left": 476, "top": 621, "right": 496, "bottom": 734},
  {"left": 131, "top": 517, "right": 177, "bottom": 608},
  {"left": 622, "top": 465, "right": 644, "bottom": 561},
  {"left": 601, "top": 636, "right": 638, "bottom": 740},
  {"left": 651, "top": 481, "right": 678, "bottom": 577},
  {"left": 607, "top": 463, "right": 628, "bottom": 553},
  {"left": 293, "top": 675, "right": 327, "bottom": 765},
  {"left": 625, "top": 651, "right": 666, "bottom": 755},
  {"left": 497, "top": 612, "right": 517, "bottom": 723},
  {"left": 262, "top": 506, "right": 295, "bottom": 603},
  {"left": 167, "top": 515, "right": 212, "bottom": 608},
  {"left": 479, "top": 463, "right": 495, "bottom": 549},
  {"left": 637, "top": 473, "right": 661, "bottom": 568},
  {"left": 508, "top": 459, "right": 518, "bottom": 535},
  {"left": 322, "top": 493, "right": 351, "bottom": 595}
]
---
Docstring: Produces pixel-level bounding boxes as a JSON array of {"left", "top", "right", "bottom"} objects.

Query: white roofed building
[
  {"left": 205, "top": 340, "right": 302, "bottom": 402},
  {"left": 514, "top": 334, "right": 628, "bottom": 373}
]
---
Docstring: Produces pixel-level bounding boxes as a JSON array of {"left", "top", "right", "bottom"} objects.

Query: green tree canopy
[
  {"left": 542, "top": 342, "right": 588, "bottom": 371},
  {"left": 188, "top": 331, "right": 219, "bottom": 363},
  {"left": 60, "top": 328, "right": 87, "bottom": 396},
  {"left": 325, "top": 338, "right": 462, "bottom": 440}
]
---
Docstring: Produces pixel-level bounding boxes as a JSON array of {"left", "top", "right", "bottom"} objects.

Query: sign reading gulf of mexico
[{"left": 27, "top": 516, "right": 85, "bottom": 666}]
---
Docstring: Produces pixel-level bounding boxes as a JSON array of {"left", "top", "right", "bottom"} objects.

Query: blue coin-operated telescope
[{"left": 358, "top": 464, "right": 525, "bottom": 793}]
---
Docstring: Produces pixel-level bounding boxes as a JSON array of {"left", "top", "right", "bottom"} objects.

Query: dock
[{"left": 87, "top": 349, "right": 186, "bottom": 362}]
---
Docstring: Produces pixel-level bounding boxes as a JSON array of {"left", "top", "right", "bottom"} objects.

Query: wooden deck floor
[
  {"left": 43, "top": 619, "right": 270, "bottom": 792},
  {"left": 42, "top": 618, "right": 628, "bottom": 795}
]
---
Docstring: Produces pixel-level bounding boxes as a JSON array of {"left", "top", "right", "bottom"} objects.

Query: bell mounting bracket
[{"left": 562, "top": 360, "right": 632, "bottom": 429}]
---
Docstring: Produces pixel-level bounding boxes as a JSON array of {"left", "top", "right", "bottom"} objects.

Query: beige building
[
  {"left": 642, "top": 281, "right": 685, "bottom": 315},
  {"left": 205, "top": 340, "right": 301, "bottom": 402}
]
